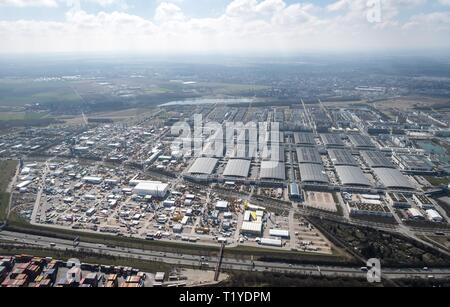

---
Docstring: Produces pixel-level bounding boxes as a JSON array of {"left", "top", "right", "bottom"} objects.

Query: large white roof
[
  {"left": 335, "top": 166, "right": 371, "bottom": 186},
  {"left": 299, "top": 163, "right": 329, "bottom": 184},
  {"left": 260, "top": 161, "right": 285, "bottom": 180},
  {"left": 223, "top": 159, "right": 251, "bottom": 178},
  {"left": 187, "top": 157, "right": 219, "bottom": 175},
  {"left": 373, "top": 168, "right": 414, "bottom": 189}
]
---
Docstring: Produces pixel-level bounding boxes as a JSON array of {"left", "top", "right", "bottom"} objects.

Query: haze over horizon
[{"left": 1, "top": 0, "right": 450, "bottom": 54}]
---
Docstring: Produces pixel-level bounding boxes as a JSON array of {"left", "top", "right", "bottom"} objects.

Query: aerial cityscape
[{"left": 0, "top": 0, "right": 450, "bottom": 294}]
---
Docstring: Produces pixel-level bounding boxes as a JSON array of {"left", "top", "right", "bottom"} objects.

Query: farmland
[{"left": 0, "top": 79, "right": 82, "bottom": 107}]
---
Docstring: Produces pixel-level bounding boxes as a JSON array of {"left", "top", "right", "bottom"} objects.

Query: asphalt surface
[{"left": 1, "top": 230, "right": 450, "bottom": 281}]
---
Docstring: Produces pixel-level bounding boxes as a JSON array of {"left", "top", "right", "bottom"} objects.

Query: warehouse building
[
  {"left": 296, "top": 147, "right": 322, "bottom": 164},
  {"left": 386, "top": 192, "right": 411, "bottom": 208},
  {"left": 223, "top": 159, "right": 251, "bottom": 178},
  {"left": 240, "top": 221, "right": 263, "bottom": 236},
  {"left": 133, "top": 181, "right": 170, "bottom": 198},
  {"left": 299, "top": 163, "right": 329, "bottom": 184},
  {"left": 293, "top": 132, "right": 315, "bottom": 146},
  {"left": 348, "top": 134, "right": 375, "bottom": 149},
  {"left": 426, "top": 209, "right": 443, "bottom": 222},
  {"left": 187, "top": 157, "right": 219, "bottom": 175},
  {"left": 259, "top": 238, "right": 282, "bottom": 247},
  {"left": 413, "top": 194, "right": 435, "bottom": 209},
  {"left": 393, "top": 153, "right": 434, "bottom": 174},
  {"left": 16, "top": 180, "right": 32, "bottom": 189},
  {"left": 269, "top": 229, "right": 290, "bottom": 238},
  {"left": 260, "top": 161, "right": 286, "bottom": 180},
  {"left": 373, "top": 168, "right": 414, "bottom": 190},
  {"left": 328, "top": 149, "right": 358, "bottom": 166},
  {"left": 335, "top": 166, "right": 371, "bottom": 187},
  {"left": 82, "top": 176, "right": 103, "bottom": 184},
  {"left": 407, "top": 208, "right": 425, "bottom": 220},
  {"left": 360, "top": 151, "right": 394, "bottom": 168},
  {"left": 215, "top": 201, "right": 229, "bottom": 211},
  {"left": 267, "top": 131, "right": 284, "bottom": 145},
  {"left": 262, "top": 146, "right": 285, "bottom": 162},
  {"left": 347, "top": 202, "right": 393, "bottom": 218},
  {"left": 320, "top": 133, "right": 344, "bottom": 147}
]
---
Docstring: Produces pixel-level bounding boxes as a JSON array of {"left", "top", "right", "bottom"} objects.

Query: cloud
[
  {"left": 0, "top": 0, "right": 58, "bottom": 7},
  {"left": 0, "top": 0, "right": 124, "bottom": 7},
  {"left": 403, "top": 11, "right": 450, "bottom": 29},
  {"left": 0, "top": 0, "right": 449, "bottom": 54},
  {"left": 154, "top": 2, "right": 186, "bottom": 23}
]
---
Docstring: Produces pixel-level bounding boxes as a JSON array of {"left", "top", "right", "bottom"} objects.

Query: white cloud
[
  {"left": 0, "top": 0, "right": 124, "bottom": 7},
  {"left": 0, "top": 0, "right": 449, "bottom": 54},
  {"left": 154, "top": 2, "right": 186, "bottom": 23},
  {"left": 403, "top": 11, "right": 450, "bottom": 29},
  {"left": 0, "top": 0, "right": 58, "bottom": 7}
]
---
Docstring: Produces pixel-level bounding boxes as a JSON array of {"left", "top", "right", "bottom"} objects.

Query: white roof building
[
  {"left": 426, "top": 209, "right": 443, "bottom": 222},
  {"left": 133, "top": 181, "right": 169, "bottom": 198},
  {"left": 215, "top": 201, "right": 229, "bottom": 211},
  {"left": 269, "top": 229, "right": 290, "bottom": 238},
  {"left": 240, "top": 221, "right": 263, "bottom": 236},
  {"left": 82, "top": 176, "right": 103, "bottom": 184},
  {"left": 259, "top": 238, "right": 282, "bottom": 247},
  {"left": 407, "top": 208, "right": 424, "bottom": 219},
  {"left": 16, "top": 180, "right": 32, "bottom": 189}
]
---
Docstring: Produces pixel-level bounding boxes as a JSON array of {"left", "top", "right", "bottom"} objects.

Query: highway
[{"left": 1, "top": 230, "right": 450, "bottom": 280}]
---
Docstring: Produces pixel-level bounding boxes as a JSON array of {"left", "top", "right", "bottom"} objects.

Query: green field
[
  {"left": 0, "top": 193, "right": 10, "bottom": 221},
  {"left": 0, "top": 160, "right": 18, "bottom": 221},
  {"left": 0, "top": 160, "right": 17, "bottom": 191},
  {"left": 0, "top": 79, "right": 82, "bottom": 106},
  {"left": 0, "top": 112, "right": 49, "bottom": 121},
  {"left": 425, "top": 176, "right": 450, "bottom": 186}
]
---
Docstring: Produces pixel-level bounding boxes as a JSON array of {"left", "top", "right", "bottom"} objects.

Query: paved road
[
  {"left": 30, "top": 158, "right": 54, "bottom": 224},
  {"left": 1, "top": 230, "right": 450, "bottom": 280}
]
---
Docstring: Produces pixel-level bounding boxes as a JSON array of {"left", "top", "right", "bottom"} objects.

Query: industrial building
[
  {"left": 373, "top": 168, "right": 414, "bottom": 190},
  {"left": 347, "top": 202, "right": 393, "bottom": 218},
  {"left": 393, "top": 153, "right": 434, "bottom": 174},
  {"left": 335, "top": 166, "right": 371, "bottom": 187},
  {"left": 426, "top": 209, "right": 443, "bottom": 222},
  {"left": 261, "top": 146, "right": 285, "bottom": 162},
  {"left": 269, "top": 229, "right": 290, "bottom": 238},
  {"left": 348, "top": 134, "right": 375, "bottom": 149},
  {"left": 407, "top": 208, "right": 425, "bottom": 220},
  {"left": 132, "top": 181, "right": 170, "bottom": 198},
  {"left": 320, "top": 133, "right": 344, "bottom": 147},
  {"left": 413, "top": 194, "right": 435, "bottom": 209},
  {"left": 328, "top": 149, "right": 358, "bottom": 166},
  {"left": 258, "top": 238, "right": 282, "bottom": 247},
  {"left": 296, "top": 147, "right": 322, "bottom": 164},
  {"left": 82, "top": 176, "right": 103, "bottom": 184},
  {"left": 293, "top": 132, "right": 315, "bottom": 146},
  {"left": 386, "top": 192, "right": 411, "bottom": 208},
  {"left": 299, "top": 164, "right": 329, "bottom": 184},
  {"left": 360, "top": 151, "right": 394, "bottom": 168},
  {"left": 260, "top": 161, "right": 286, "bottom": 180},
  {"left": 187, "top": 157, "right": 219, "bottom": 175},
  {"left": 223, "top": 159, "right": 251, "bottom": 178},
  {"left": 241, "top": 221, "right": 263, "bottom": 236}
]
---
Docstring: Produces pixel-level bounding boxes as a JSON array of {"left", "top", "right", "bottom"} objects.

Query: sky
[{"left": 1, "top": 0, "right": 450, "bottom": 54}]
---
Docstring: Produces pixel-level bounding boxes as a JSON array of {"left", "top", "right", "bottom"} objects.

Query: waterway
[{"left": 160, "top": 97, "right": 257, "bottom": 106}]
